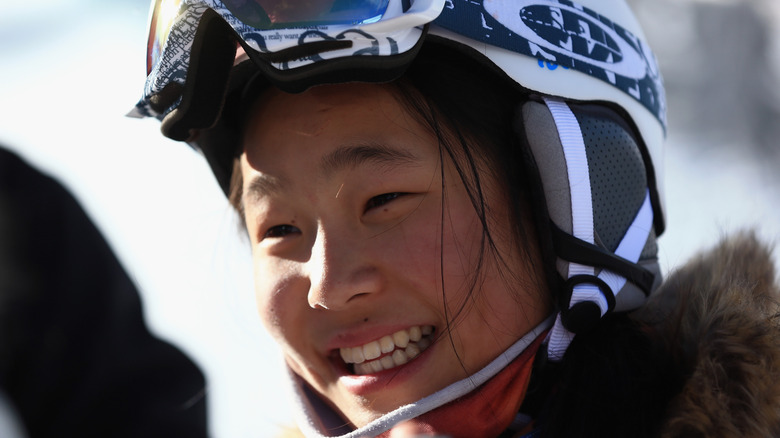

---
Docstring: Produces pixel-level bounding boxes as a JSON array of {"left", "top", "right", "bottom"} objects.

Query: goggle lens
[
  {"left": 147, "top": 0, "right": 183, "bottom": 75},
  {"left": 144, "top": 0, "right": 437, "bottom": 77},
  {"left": 220, "top": 0, "right": 390, "bottom": 29}
]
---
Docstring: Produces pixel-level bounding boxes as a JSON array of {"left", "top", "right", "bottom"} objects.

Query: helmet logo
[
  {"left": 435, "top": 0, "right": 666, "bottom": 129},
  {"left": 520, "top": 5, "right": 623, "bottom": 64},
  {"left": 485, "top": 0, "right": 647, "bottom": 80}
]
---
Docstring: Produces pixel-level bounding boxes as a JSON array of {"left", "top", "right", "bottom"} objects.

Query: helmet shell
[{"left": 429, "top": 0, "right": 666, "bottom": 223}]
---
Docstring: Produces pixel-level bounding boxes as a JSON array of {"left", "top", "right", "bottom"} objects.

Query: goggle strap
[
  {"left": 238, "top": 24, "right": 429, "bottom": 94},
  {"left": 149, "top": 82, "right": 185, "bottom": 115},
  {"left": 161, "top": 9, "right": 237, "bottom": 141},
  {"left": 260, "top": 39, "right": 354, "bottom": 65}
]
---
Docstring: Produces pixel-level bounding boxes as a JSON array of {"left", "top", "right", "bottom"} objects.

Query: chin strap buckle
[{"left": 559, "top": 275, "right": 615, "bottom": 334}]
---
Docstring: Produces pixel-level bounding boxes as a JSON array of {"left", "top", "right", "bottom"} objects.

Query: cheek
[
  {"left": 251, "top": 257, "right": 322, "bottom": 382},
  {"left": 440, "top": 203, "right": 483, "bottom": 282},
  {"left": 383, "top": 196, "right": 482, "bottom": 308},
  {"left": 252, "top": 257, "right": 303, "bottom": 346},
  {"left": 383, "top": 204, "right": 444, "bottom": 288}
]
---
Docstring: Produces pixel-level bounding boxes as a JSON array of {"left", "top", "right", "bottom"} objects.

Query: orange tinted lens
[
  {"left": 147, "top": 0, "right": 183, "bottom": 75},
  {"left": 221, "top": 0, "right": 388, "bottom": 29}
]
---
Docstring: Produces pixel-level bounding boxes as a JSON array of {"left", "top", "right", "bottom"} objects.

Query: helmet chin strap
[{"left": 541, "top": 98, "right": 654, "bottom": 362}]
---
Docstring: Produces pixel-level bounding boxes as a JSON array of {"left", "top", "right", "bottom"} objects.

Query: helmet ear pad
[{"left": 514, "top": 100, "right": 662, "bottom": 319}]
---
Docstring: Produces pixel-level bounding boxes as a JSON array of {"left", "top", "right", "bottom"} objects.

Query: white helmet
[{"left": 131, "top": 0, "right": 667, "bottom": 359}]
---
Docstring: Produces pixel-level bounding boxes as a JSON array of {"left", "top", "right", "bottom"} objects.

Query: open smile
[{"left": 338, "top": 325, "right": 436, "bottom": 375}]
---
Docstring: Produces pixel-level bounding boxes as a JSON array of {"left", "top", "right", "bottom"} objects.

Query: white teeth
[
  {"left": 380, "top": 336, "right": 395, "bottom": 354},
  {"left": 392, "top": 330, "right": 410, "bottom": 348},
  {"left": 409, "top": 326, "right": 421, "bottom": 342},
  {"left": 339, "top": 325, "right": 435, "bottom": 375},
  {"left": 340, "top": 348, "right": 352, "bottom": 364},
  {"left": 363, "top": 341, "right": 381, "bottom": 361},
  {"left": 405, "top": 343, "right": 420, "bottom": 359},
  {"left": 352, "top": 347, "right": 365, "bottom": 364},
  {"left": 380, "top": 355, "right": 395, "bottom": 369},
  {"left": 391, "top": 349, "right": 408, "bottom": 366},
  {"left": 354, "top": 362, "right": 371, "bottom": 375}
]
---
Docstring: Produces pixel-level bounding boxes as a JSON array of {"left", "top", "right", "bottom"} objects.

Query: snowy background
[{"left": 1, "top": 0, "right": 779, "bottom": 436}]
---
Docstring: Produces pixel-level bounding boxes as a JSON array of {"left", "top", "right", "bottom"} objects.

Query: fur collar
[
  {"left": 528, "top": 232, "right": 780, "bottom": 438},
  {"left": 638, "top": 232, "right": 780, "bottom": 437}
]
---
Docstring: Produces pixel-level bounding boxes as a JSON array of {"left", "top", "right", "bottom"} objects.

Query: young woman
[{"left": 131, "top": 0, "right": 780, "bottom": 436}]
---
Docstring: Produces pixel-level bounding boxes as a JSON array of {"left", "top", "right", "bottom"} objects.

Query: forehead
[
  {"left": 243, "top": 83, "right": 409, "bottom": 142},
  {"left": 241, "top": 82, "right": 423, "bottom": 163},
  {"left": 239, "top": 83, "right": 437, "bottom": 199}
]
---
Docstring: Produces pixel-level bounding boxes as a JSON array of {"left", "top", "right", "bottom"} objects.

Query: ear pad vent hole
[{"left": 577, "top": 114, "right": 647, "bottom": 252}]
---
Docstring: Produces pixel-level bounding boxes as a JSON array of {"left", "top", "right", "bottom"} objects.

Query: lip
[{"left": 324, "top": 323, "right": 433, "bottom": 352}]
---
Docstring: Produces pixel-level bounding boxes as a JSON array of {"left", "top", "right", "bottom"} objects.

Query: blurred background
[{"left": 1, "top": 0, "right": 779, "bottom": 436}]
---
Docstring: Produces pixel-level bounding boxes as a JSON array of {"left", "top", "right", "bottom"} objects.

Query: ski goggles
[
  {"left": 147, "top": 0, "right": 446, "bottom": 75},
  {"left": 132, "top": 0, "right": 665, "bottom": 148},
  {"left": 137, "top": 0, "right": 445, "bottom": 119}
]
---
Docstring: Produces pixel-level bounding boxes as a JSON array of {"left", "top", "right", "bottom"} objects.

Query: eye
[
  {"left": 365, "top": 192, "right": 404, "bottom": 212},
  {"left": 263, "top": 224, "right": 301, "bottom": 239}
]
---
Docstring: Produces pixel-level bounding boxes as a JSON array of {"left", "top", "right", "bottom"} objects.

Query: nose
[{"left": 306, "top": 226, "right": 382, "bottom": 310}]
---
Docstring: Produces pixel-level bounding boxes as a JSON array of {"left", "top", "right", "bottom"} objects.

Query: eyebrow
[
  {"left": 244, "top": 143, "right": 420, "bottom": 205},
  {"left": 244, "top": 173, "right": 287, "bottom": 206},
  {"left": 319, "top": 143, "right": 419, "bottom": 177}
]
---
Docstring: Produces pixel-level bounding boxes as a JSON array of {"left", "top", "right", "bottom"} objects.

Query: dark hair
[{"left": 389, "top": 43, "right": 553, "bottom": 326}]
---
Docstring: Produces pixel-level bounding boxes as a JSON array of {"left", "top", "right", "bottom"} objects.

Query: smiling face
[{"left": 239, "top": 82, "right": 549, "bottom": 427}]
